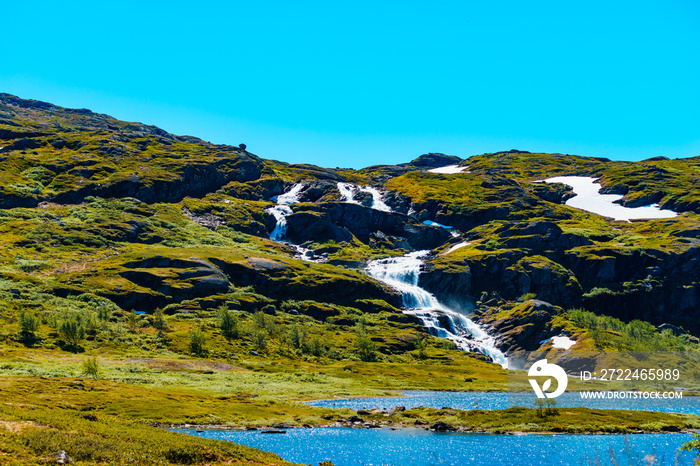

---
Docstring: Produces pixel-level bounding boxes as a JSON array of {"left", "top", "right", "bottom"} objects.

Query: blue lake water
[
  {"left": 177, "top": 428, "right": 697, "bottom": 466},
  {"left": 306, "top": 390, "right": 700, "bottom": 414}
]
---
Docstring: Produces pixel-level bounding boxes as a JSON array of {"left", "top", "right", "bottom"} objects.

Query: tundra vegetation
[{"left": 1, "top": 94, "right": 700, "bottom": 462}]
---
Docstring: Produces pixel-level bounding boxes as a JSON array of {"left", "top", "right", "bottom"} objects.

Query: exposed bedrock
[
  {"left": 475, "top": 300, "right": 564, "bottom": 352},
  {"left": 98, "top": 254, "right": 402, "bottom": 312},
  {"left": 285, "top": 202, "right": 452, "bottom": 250},
  {"left": 420, "top": 253, "right": 582, "bottom": 308},
  {"left": 51, "top": 155, "right": 264, "bottom": 205}
]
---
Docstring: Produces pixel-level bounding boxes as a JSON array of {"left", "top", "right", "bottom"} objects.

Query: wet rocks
[
  {"left": 476, "top": 300, "right": 563, "bottom": 352},
  {"left": 429, "top": 422, "right": 457, "bottom": 432},
  {"left": 286, "top": 202, "right": 451, "bottom": 250}
]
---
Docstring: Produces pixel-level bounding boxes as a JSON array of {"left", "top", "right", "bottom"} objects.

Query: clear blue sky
[{"left": 1, "top": 1, "right": 698, "bottom": 168}]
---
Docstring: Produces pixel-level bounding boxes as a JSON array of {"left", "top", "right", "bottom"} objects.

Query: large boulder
[{"left": 410, "top": 153, "right": 462, "bottom": 168}]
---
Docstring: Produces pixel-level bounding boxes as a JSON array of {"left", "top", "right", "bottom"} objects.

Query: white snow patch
[
  {"left": 551, "top": 336, "right": 576, "bottom": 350},
  {"left": 441, "top": 241, "right": 472, "bottom": 256},
  {"left": 543, "top": 176, "right": 678, "bottom": 221},
  {"left": 428, "top": 165, "right": 469, "bottom": 174}
]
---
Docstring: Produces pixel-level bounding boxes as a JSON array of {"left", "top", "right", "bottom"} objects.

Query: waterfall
[
  {"left": 337, "top": 182, "right": 392, "bottom": 212},
  {"left": 267, "top": 184, "right": 326, "bottom": 262},
  {"left": 366, "top": 251, "right": 507, "bottom": 368},
  {"left": 268, "top": 183, "right": 304, "bottom": 241}
]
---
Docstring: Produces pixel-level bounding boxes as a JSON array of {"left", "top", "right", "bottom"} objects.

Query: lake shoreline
[{"left": 166, "top": 422, "right": 699, "bottom": 435}]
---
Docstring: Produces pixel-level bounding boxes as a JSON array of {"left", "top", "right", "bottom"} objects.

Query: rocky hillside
[{"left": 1, "top": 93, "right": 698, "bottom": 362}]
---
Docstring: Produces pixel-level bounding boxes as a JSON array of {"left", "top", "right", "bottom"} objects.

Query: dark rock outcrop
[
  {"left": 285, "top": 202, "right": 451, "bottom": 250},
  {"left": 410, "top": 153, "right": 462, "bottom": 168},
  {"left": 476, "top": 300, "right": 563, "bottom": 352}
]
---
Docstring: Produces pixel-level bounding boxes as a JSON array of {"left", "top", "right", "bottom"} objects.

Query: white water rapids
[
  {"left": 366, "top": 251, "right": 507, "bottom": 368},
  {"left": 337, "top": 182, "right": 392, "bottom": 212},
  {"left": 268, "top": 183, "right": 304, "bottom": 241},
  {"left": 267, "top": 184, "right": 326, "bottom": 262}
]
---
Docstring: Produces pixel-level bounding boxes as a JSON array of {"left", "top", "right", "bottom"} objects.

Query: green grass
[
  {"left": 0, "top": 402, "right": 300, "bottom": 465},
  {"left": 561, "top": 308, "right": 698, "bottom": 351}
]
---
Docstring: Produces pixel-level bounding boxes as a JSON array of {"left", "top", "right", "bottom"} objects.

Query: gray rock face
[
  {"left": 285, "top": 202, "right": 451, "bottom": 250},
  {"left": 0, "top": 136, "right": 45, "bottom": 152},
  {"left": 476, "top": 300, "right": 562, "bottom": 352},
  {"left": 410, "top": 153, "right": 462, "bottom": 167},
  {"left": 430, "top": 421, "right": 457, "bottom": 432}
]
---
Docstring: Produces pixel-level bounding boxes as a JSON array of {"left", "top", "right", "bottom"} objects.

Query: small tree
[
  {"left": 128, "top": 311, "right": 139, "bottom": 331},
  {"left": 354, "top": 335, "right": 377, "bottom": 362},
  {"left": 218, "top": 308, "right": 238, "bottom": 339},
  {"left": 287, "top": 324, "right": 306, "bottom": 349},
  {"left": 59, "top": 317, "right": 85, "bottom": 348},
  {"left": 544, "top": 397, "right": 558, "bottom": 415},
  {"left": 252, "top": 310, "right": 267, "bottom": 329},
  {"left": 189, "top": 328, "right": 206, "bottom": 356},
  {"left": 18, "top": 312, "right": 40, "bottom": 342},
  {"left": 309, "top": 337, "right": 325, "bottom": 357},
  {"left": 96, "top": 306, "right": 111, "bottom": 322},
  {"left": 534, "top": 398, "right": 545, "bottom": 417},
  {"left": 82, "top": 357, "right": 100, "bottom": 379},
  {"left": 414, "top": 337, "right": 428, "bottom": 359},
  {"left": 153, "top": 308, "right": 167, "bottom": 331},
  {"left": 253, "top": 330, "right": 267, "bottom": 350}
]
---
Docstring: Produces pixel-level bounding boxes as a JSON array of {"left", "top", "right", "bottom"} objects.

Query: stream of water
[
  {"left": 365, "top": 251, "right": 507, "bottom": 367},
  {"left": 337, "top": 182, "right": 392, "bottom": 212},
  {"left": 267, "top": 183, "right": 326, "bottom": 262}
]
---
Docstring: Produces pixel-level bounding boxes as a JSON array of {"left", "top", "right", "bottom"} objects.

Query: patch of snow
[
  {"left": 441, "top": 241, "right": 472, "bottom": 256},
  {"left": 551, "top": 336, "right": 576, "bottom": 350},
  {"left": 543, "top": 176, "right": 678, "bottom": 221},
  {"left": 428, "top": 165, "right": 469, "bottom": 174}
]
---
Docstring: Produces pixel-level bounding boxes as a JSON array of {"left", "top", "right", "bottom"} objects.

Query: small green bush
[
  {"left": 153, "top": 308, "right": 167, "bottom": 330},
  {"left": 18, "top": 312, "right": 40, "bottom": 341},
  {"left": 354, "top": 335, "right": 377, "bottom": 362},
  {"left": 189, "top": 329, "right": 207, "bottom": 356},
  {"left": 59, "top": 317, "right": 85, "bottom": 348},
  {"left": 82, "top": 357, "right": 100, "bottom": 379},
  {"left": 218, "top": 308, "right": 238, "bottom": 339}
]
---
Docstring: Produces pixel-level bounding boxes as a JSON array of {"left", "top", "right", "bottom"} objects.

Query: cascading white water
[
  {"left": 267, "top": 184, "right": 326, "bottom": 262},
  {"left": 366, "top": 251, "right": 508, "bottom": 368},
  {"left": 337, "top": 182, "right": 392, "bottom": 212},
  {"left": 268, "top": 183, "right": 304, "bottom": 241}
]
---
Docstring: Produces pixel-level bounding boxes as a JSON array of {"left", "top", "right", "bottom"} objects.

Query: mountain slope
[{"left": 0, "top": 93, "right": 698, "bottom": 366}]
